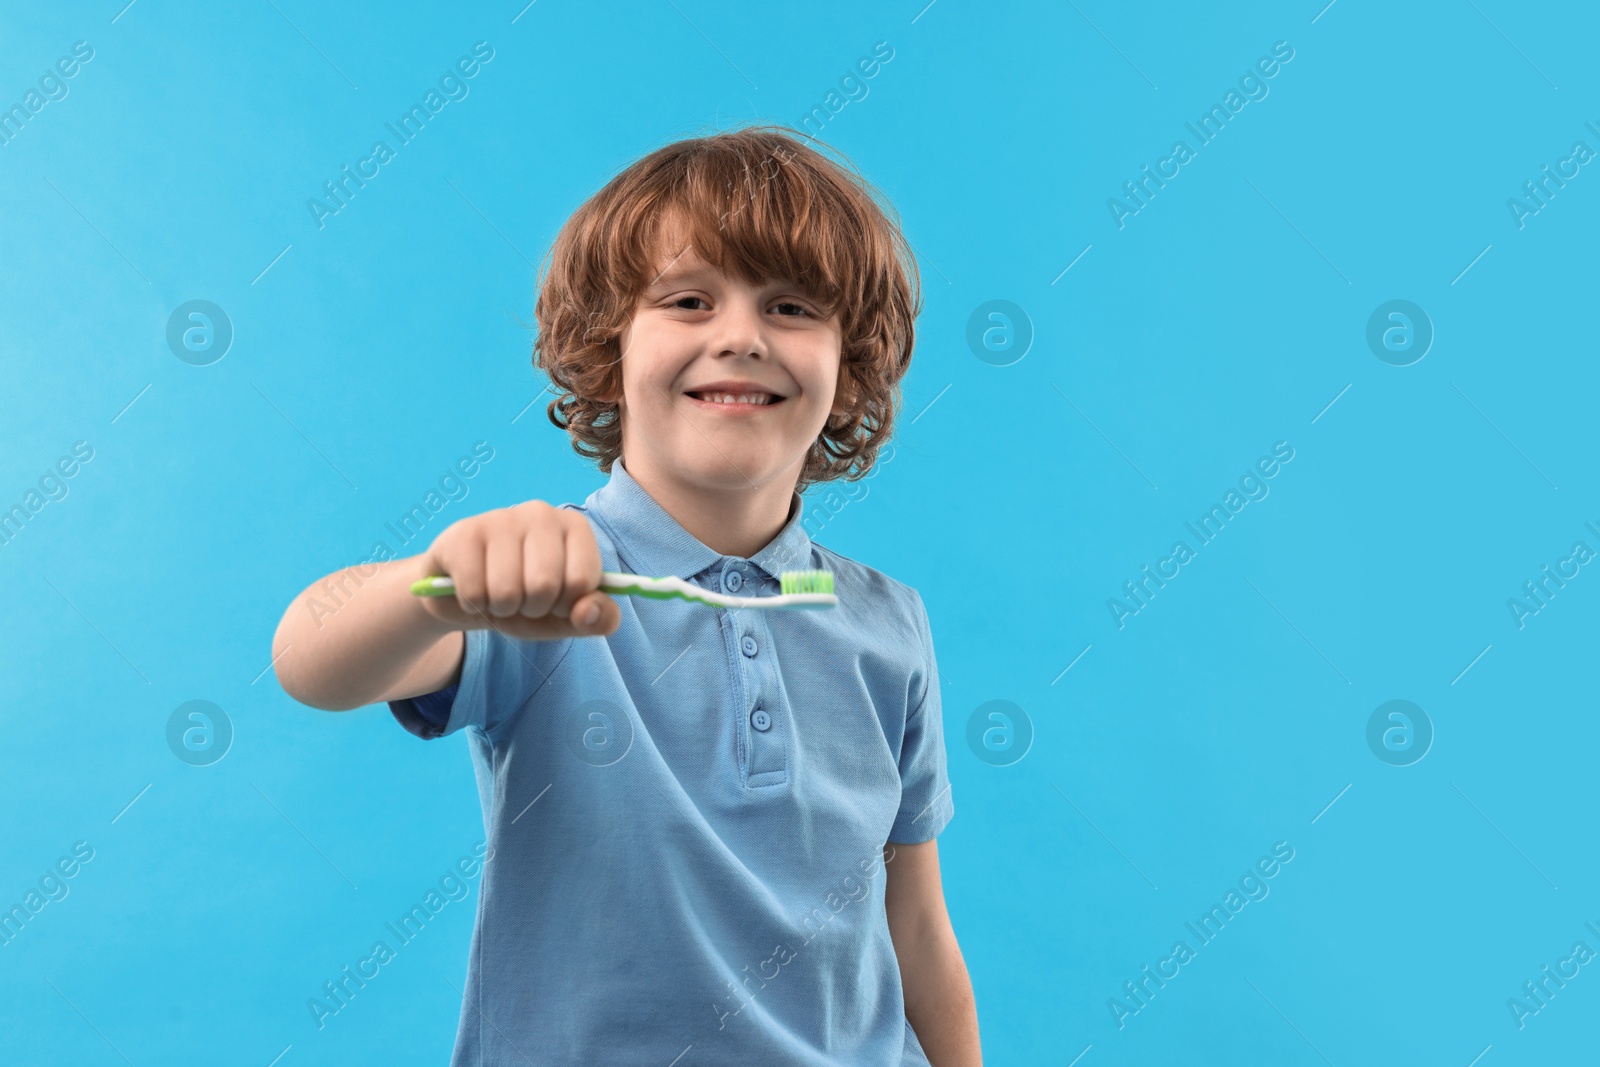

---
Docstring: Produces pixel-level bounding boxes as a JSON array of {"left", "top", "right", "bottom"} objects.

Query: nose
[{"left": 711, "top": 294, "right": 768, "bottom": 360}]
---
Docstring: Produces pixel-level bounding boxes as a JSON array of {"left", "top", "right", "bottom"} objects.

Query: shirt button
[
  {"left": 750, "top": 709, "right": 772, "bottom": 731},
  {"left": 740, "top": 634, "right": 759, "bottom": 657},
  {"left": 723, "top": 569, "right": 744, "bottom": 593}
]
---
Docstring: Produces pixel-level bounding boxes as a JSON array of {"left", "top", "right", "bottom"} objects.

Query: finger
[
  {"left": 552, "top": 513, "right": 601, "bottom": 619},
  {"left": 442, "top": 532, "right": 490, "bottom": 623},
  {"left": 569, "top": 589, "right": 620, "bottom": 635},
  {"left": 483, "top": 515, "right": 525, "bottom": 617},
  {"left": 595, "top": 590, "right": 622, "bottom": 634},
  {"left": 495, "top": 591, "right": 612, "bottom": 640},
  {"left": 479, "top": 586, "right": 618, "bottom": 641},
  {"left": 518, "top": 508, "right": 564, "bottom": 620}
]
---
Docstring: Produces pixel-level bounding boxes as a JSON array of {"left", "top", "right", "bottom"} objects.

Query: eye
[
  {"left": 671, "top": 296, "right": 710, "bottom": 310},
  {"left": 772, "top": 301, "right": 811, "bottom": 318}
]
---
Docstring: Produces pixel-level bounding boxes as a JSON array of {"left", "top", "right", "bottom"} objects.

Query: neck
[{"left": 620, "top": 454, "right": 799, "bottom": 559}]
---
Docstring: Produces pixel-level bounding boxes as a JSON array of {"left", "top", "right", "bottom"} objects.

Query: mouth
[{"left": 683, "top": 384, "right": 786, "bottom": 412}]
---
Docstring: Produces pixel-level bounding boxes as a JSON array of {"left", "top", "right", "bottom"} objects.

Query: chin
[{"left": 680, "top": 447, "right": 796, "bottom": 490}]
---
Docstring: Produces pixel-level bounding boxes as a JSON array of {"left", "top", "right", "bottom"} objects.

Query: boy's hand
[{"left": 416, "top": 501, "right": 621, "bottom": 641}]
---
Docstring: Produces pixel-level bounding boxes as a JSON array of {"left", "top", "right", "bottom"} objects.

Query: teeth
[{"left": 697, "top": 392, "right": 773, "bottom": 405}]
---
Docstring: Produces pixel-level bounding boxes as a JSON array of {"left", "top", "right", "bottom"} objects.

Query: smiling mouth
[{"left": 684, "top": 390, "right": 784, "bottom": 407}]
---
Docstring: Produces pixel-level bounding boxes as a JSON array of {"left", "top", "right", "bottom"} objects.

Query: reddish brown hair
[{"left": 532, "top": 124, "right": 921, "bottom": 490}]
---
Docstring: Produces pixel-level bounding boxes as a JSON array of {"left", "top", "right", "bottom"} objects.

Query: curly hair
[{"left": 532, "top": 124, "right": 921, "bottom": 491}]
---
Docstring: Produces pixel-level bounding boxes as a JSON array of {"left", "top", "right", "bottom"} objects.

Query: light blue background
[{"left": 2, "top": 1, "right": 1596, "bottom": 1064}]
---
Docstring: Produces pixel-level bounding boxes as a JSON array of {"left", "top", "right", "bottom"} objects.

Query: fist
[{"left": 415, "top": 500, "right": 621, "bottom": 641}]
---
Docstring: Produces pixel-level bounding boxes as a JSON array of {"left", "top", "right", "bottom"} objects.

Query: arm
[
  {"left": 270, "top": 502, "right": 620, "bottom": 711},
  {"left": 884, "top": 839, "right": 981, "bottom": 1066},
  {"left": 271, "top": 555, "right": 466, "bottom": 711}
]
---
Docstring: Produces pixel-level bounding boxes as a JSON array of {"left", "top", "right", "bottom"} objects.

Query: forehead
[
  {"left": 633, "top": 202, "right": 835, "bottom": 311},
  {"left": 641, "top": 225, "right": 764, "bottom": 291},
  {"left": 642, "top": 237, "right": 713, "bottom": 287},
  {"left": 643, "top": 210, "right": 720, "bottom": 273},
  {"left": 642, "top": 205, "right": 778, "bottom": 277}
]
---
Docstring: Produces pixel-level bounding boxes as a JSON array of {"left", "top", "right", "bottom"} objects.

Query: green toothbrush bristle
[{"left": 780, "top": 570, "right": 834, "bottom": 596}]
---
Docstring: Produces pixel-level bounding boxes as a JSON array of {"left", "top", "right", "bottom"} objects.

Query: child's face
[{"left": 614, "top": 233, "right": 845, "bottom": 496}]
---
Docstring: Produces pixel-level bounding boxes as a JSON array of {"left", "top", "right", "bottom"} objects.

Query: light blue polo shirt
[{"left": 389, "top": 459, "right": 954, "bottom": 1066}]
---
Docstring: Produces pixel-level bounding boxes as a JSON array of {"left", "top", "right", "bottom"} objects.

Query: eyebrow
[{"left": 647, "top": 265, "right": 819, "bottom": 300}]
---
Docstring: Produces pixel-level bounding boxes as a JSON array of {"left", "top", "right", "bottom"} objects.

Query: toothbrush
[{"left": 409, "top": 569, "right": 837, "bottom": 610}]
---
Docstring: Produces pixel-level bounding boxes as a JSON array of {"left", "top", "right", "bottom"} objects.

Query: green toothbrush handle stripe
[
  {"left": 408, "top": 569, "right": 836, "bottom": 610},
  {"left": 410, "top": 576, "right": 458, "bottom": 596}
]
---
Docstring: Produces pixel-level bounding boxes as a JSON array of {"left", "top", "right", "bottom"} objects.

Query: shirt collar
[{"left": 583, "top": 459, "right": 814, "bottom": 582}]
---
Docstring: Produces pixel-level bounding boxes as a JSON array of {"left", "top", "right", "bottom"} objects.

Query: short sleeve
[
  {"left": 888, "top": 591, "right": 954, "bottom": 843},
  {"left": 388, "top": 682, "right": 458, "bottom": 739},
  {"left": 387, "top": 628, "right": 569, "bottom": 741}
]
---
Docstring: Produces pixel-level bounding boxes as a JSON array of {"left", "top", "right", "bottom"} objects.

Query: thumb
[{"left": 570, "top": 590, "right": 620, "bottom": 635}]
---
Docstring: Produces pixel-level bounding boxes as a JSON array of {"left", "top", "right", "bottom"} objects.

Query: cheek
[{"left": 619, "top": 356, "right": 685, "bottom": 429}]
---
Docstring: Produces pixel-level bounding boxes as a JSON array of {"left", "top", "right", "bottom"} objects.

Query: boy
[{"left": 273, "top": 125, "right": 980, "bottom": 1065}]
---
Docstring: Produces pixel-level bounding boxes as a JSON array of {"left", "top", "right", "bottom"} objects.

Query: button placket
[
  {"left": 738, "top": 609, "right": 786, "bottom": 785},
  {"left": 713, "top": 560, "right": 787, "bottom": 787}
]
